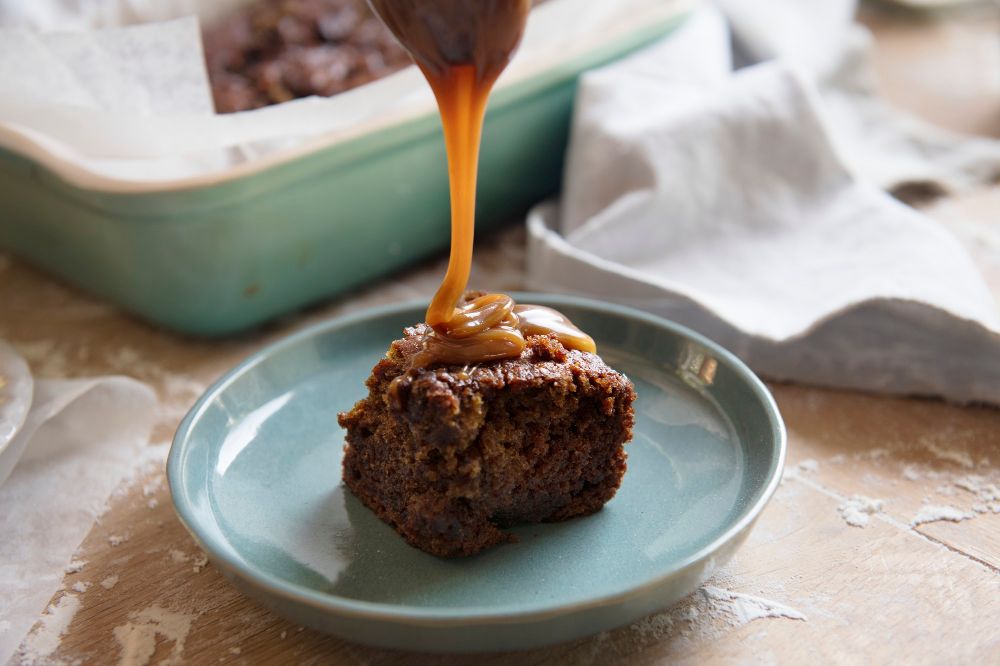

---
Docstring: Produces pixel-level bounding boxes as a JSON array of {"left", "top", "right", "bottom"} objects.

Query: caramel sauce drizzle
[{"left": 368, "top": 0, "right": 595, "bottom": 366}]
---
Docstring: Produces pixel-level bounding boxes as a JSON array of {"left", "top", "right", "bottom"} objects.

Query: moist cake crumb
[{"left": 338, "top": 325, "right": 635, "bottom": 557}]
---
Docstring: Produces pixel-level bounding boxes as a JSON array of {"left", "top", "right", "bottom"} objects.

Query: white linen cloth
[
  {"left": 527, "top": 3, "right": 1000, "bottom": 405},
  {"left": 0, "top": 359, "right": 157, "bottom": 665}
]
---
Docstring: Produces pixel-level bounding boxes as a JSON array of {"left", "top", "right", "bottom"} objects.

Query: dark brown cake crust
[{"left": 338, "top": 326, "right": 635, "bottom": 558}]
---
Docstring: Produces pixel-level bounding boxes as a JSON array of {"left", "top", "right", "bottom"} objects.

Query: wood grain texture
[
  {"left": 5, "top": 6, "right": 1000, "bottom": 665},
  {"left": 860, "top": 2, "right": 1000, "bottom": 140}
]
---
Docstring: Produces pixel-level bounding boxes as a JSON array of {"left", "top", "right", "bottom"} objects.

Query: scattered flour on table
[
  {"left": 837, "top": 496, "right": 885, "bottom": 528},
  {"left": 191, "top": 553, "right": 209, "bottom": 574},
  {"left": 19, "top": 594, "right": 81, "bottom": 664},
  {"left": 100, "top": 574, "right": 120, "bottom": 590},
  {"left": 898, "top": 467, "right": 1000, "bottom": 519},
  {"left": 923, "top": 440, "right": 975, "bottom": 469},
  {"left": 169, "top": 549, "right": 189, "bottom": 564},
  {"left": 621, "top": 574, "right": 765, "bottom": 649},
  {"left": 796, "top": 459, "right": 819, "bottom": 473},
  {"left": 112, "top": 606, "right": 193, "bottom": 666},
  {"left": 629, "top": 611, "right": 681, "bottom": 643},
  {"left": 70, "top": 581, "right": 91, "bottom": 594},
  {"left": 229, "top": 647, "right": 241, "bottom": 655},
  {"left": 64, "top": 560, "right": 86, "bottom": 575},
  {"left": 911, "top": 505, "right": 976, "bottom": 526},
  {"left": 701, "top": 587, "right": 807, "bottom": 624},
  {"left": 953, "top": 475, "right": 1000, "bottom": 503},
  {"left": 102, "top": 346, "right": 208, "bottom": 415},
  {"left": 829, "top": 454, "right": 846, "bottom": 464},
  {"left": 111, "top": 443, "right": 171, "bottom": 500},
  {"left": 12, "top": 340, "right": 69, "bottom": 377},
  {"left": 103, "top": 346, "right": 143, "bottom": 368},
  {"left": 571, "top": 627, "right": 615, "bottom": 664},
  {"left": 142, "top": 477, "right": 164, "bottom": 498},
  {"left": 108, "top": 534, "right": 127, "bottom": 547},
  {"left": 855, "top": 448, "right": 889, "bottom": 462}
]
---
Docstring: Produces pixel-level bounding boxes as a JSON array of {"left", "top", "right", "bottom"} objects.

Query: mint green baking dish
[{"left": 0, "top": 11, "right": 688, "bottom": 336}]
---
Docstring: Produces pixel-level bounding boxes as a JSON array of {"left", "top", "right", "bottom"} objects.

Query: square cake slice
[{"left": 338, "top": 325, "right": 636, "bottom": 558}]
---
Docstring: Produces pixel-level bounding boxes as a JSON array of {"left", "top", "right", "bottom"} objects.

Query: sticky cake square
[{"left": 338, "top": 325, "right": 635, "bottom": 557}]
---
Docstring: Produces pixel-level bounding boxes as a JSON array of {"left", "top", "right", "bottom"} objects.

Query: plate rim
[{"left": 167, "top": 293, "right": 786, "bottom": 626}]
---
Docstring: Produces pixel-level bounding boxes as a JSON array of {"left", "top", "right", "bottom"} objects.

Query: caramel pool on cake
[{"left": 338, "top": 0, "right": 636, "bottom": 558}]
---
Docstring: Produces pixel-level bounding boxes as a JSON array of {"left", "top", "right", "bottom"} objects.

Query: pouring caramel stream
[{"left": 368, "top": 0, "right": 595, "bottom": 366}]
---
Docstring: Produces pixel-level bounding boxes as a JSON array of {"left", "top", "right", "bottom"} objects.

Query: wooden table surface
[{"left": 5, "top": 4, "right": 1000, "bottom": 664}]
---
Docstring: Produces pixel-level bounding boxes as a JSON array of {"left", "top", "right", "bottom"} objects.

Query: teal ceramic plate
[{"left": 168, "top": 294, "right": 785, "bottom": 652}]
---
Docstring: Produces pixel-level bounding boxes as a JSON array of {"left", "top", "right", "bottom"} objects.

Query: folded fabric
[
  {"left": 0, "top": 370, "right": 157, "bottom": 665},
  {"left": 527, "top": 5, "right": 1000, "bottom": 404}
]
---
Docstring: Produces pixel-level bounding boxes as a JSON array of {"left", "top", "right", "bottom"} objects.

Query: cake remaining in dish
[
  {"left": 202, "top": 0, "right": 552, "bottom": 113},
  {"left": 203, "top": 0, "right": 411, "bottom": 113},
  {"left": 338, "top": 325, "right": 635, "bottom": 558}
]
